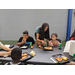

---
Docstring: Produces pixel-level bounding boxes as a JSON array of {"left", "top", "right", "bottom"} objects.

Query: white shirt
[{"left": 10, "top": 62, "right": 21, "bottom": 65}]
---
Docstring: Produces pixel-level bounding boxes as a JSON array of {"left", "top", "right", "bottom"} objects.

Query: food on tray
[
  {"left": 44, "top": 47, "right": 52, "bottom": 50},
  {"left": 56, "top": 57, "right": 62, "bottom": 62},
  {"left": 30, "top": 50, "right": 35, "bottom": 57},
  {"left": 22, "top": 53, "right": 28, "bottom": 57},
  {"left": 62, "top": 56, "right": 68, "bottom": 61},
  {"left": 20, "top": 53, "right": 28, "bottom": 60}
]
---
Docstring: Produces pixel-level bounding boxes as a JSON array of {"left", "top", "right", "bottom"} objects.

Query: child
[
  {"left": 70, "top": 30, "right": 75, "bottom": 40},
  {"left": 50, "top": 33, "right": 60, "bottom": 47},
  {"left": 5, "top": 48, "right": 24, "bottom": 65},
  {"left": 17, "top": 30, "right": 35, "bottom": 46}
]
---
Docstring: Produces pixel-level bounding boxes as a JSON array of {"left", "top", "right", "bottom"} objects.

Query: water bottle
[
  {"left": 59, "top": 43, "right": 61, "bottom": 49},
  {"left": 30, "top": 42, "right": 32, "bottom": 47},
  {"left": 73, "top": 53, "right": 75, "bottom": 61}
]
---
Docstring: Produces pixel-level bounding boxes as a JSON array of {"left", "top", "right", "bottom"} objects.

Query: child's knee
[{"left": 36, "top": 41, "right": 41, "bottom": 46}]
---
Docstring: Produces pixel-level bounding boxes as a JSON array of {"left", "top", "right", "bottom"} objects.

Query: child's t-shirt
[
  {"left": 17, "top": 36, "right": 35, "bottom": 45},
  {"left": 5, "top": 62, "right": 24, "bottom": 65},
  {"left": 50, "top": 40, "right": 59, "bottom": 47}
]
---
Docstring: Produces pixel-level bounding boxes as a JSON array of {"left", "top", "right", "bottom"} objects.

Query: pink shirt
[{"left": 50, "top": 40, "right": 59, "bottom": 47}]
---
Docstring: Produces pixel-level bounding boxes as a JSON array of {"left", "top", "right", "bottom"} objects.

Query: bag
[{"left": 64, "top": 40, "right": 75, "bottom": 56}]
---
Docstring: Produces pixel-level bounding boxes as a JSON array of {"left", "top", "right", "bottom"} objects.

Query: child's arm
[
  {"left": 0, "top": 45, "right": 12, "bottom": 51},
  {"left": 49, "top": 41, "right": 53, "bottom": 46},
  {"left": 0, "top": 51, "right": 11, "bottom": 56},
  {"left": 17, "top": 39, "right": 26, "bottom": 46},
  {"left": 17, "top": 37, "right": 26, "bottom": 46}
]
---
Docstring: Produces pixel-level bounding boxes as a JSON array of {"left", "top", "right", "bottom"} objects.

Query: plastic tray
[
  {"left": 20, "top": 45, "right": 29, "bottom": 49},
  {"left": 20, "top": 52, "right": 32, "bottom": 62},
  {"left": 9, "top": 45, "right": 14, "bottom": 48},
  {"left": 52, "top": 54, "right": 70, "bottom": 64},
  {"left": 43, "top": 46, "right": 53, "bottom": 51}
]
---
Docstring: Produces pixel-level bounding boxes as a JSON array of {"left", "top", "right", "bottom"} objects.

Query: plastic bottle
[
  {"left": 73, "top": 53, "right": 75, "bottom": 61},
  {"left": 59, "top": 43, "right": 61, "bottom": 49},
  {"left": 30, "top": 42, "right": 32, "bottom": 47}
]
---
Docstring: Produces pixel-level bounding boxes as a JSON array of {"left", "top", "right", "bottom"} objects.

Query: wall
[{"left": 0, "top": 9, "right": 68, "bottom": 40}]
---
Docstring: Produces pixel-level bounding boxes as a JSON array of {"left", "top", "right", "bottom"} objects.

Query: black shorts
[{"left": 35, "top": 33, "right": 41, "bottom": 40}]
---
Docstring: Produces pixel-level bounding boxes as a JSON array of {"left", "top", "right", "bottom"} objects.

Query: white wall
[{"left": 0, "top": 9, "right": 68, "bottom": 40}]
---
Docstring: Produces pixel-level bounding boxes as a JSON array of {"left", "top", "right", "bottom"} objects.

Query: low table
[{"left": 0, "top": 45, "right": 73, "bottom": 65}]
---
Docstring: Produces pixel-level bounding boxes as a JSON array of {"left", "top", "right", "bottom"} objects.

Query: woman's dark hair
[
  {"left": 11, "top": 48, "right": 22, "bottom": 62},
  {"left": 51, "top": 33, "right": 58, "bottom": 37},
  {"left": 23, "top": 30, "right": 29, "bottom": 35},
  {"left": 41, "top": 23, "right": 50, "bottom": 40},
  {"left": 69, "top": 30, "right": 75, "bottom": 40}
]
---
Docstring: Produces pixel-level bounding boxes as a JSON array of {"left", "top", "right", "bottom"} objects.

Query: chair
[{"left": 50, "top": 39, "right": 61, "bottom": 43}]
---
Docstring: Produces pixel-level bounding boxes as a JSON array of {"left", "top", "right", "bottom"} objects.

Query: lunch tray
[
  {"left": 20, "top": 45, "right": 29, "bottom": 49},
  {"left": 9, "top": 45, "right": 14, "bottom": 48},
  {"left": 52, "top": 54, "right": 70, "bottom": 64},
  {"left": 20, "top": 52, "right": 33, "bottom": 62},
  {"left": 0, "top": 52, "right": 32, "bottom": 62},
  {"left": 43, "top": 46, "right": 53, "bottom": 51}
]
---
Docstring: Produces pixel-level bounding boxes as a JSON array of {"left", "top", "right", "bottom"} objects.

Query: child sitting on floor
[
  {"left": 49, "top": 33, "right": 60, "bottom": 47},
  {"left": 5, "top": 48, "right": 24, "bottom": 65}
]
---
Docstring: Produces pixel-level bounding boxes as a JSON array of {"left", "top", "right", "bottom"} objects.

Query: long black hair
[
  {"left": 40, "top": 23, "right": 50, "bottom": 40},
  {"left": 69, "top": 30, "right": 75, "bottom": 40}
]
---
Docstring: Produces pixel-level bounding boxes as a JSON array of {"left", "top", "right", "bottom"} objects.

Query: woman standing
[{"left": 35, "top": 23, "right": 52, "bottom": 46}]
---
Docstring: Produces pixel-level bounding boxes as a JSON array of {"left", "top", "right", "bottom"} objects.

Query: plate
[
  {"left": 43, "top": 46, "right": 53, "bottom": 51},
  {"left": 20, "top": 52, "right": 32, "bottom": 62},
  {"left": 20, "top": 45, "right": 29, "bottom": 49},
  {"left": 52, "top": 54, "right": 70, "bottom": 64}
]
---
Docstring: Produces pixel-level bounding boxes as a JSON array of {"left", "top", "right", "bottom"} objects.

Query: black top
[{"left": 17, "top": 36, "right": 35, "bottom": 45}]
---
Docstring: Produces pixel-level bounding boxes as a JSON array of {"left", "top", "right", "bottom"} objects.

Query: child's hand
[
  {"left": 22, "top": 38, "right": 26, "bottom": 42},
  {"left": 8, "top": 51, "right": 11, "bottom": 56},
  {"left": 22, "top": 39, "right": 26, "bottom": 43},
  {"left": 41, "top": 40, "right": 46, "bottom": 44},
  {"left": 49, "top": 41, "right": 53, "bottom": 46}
]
